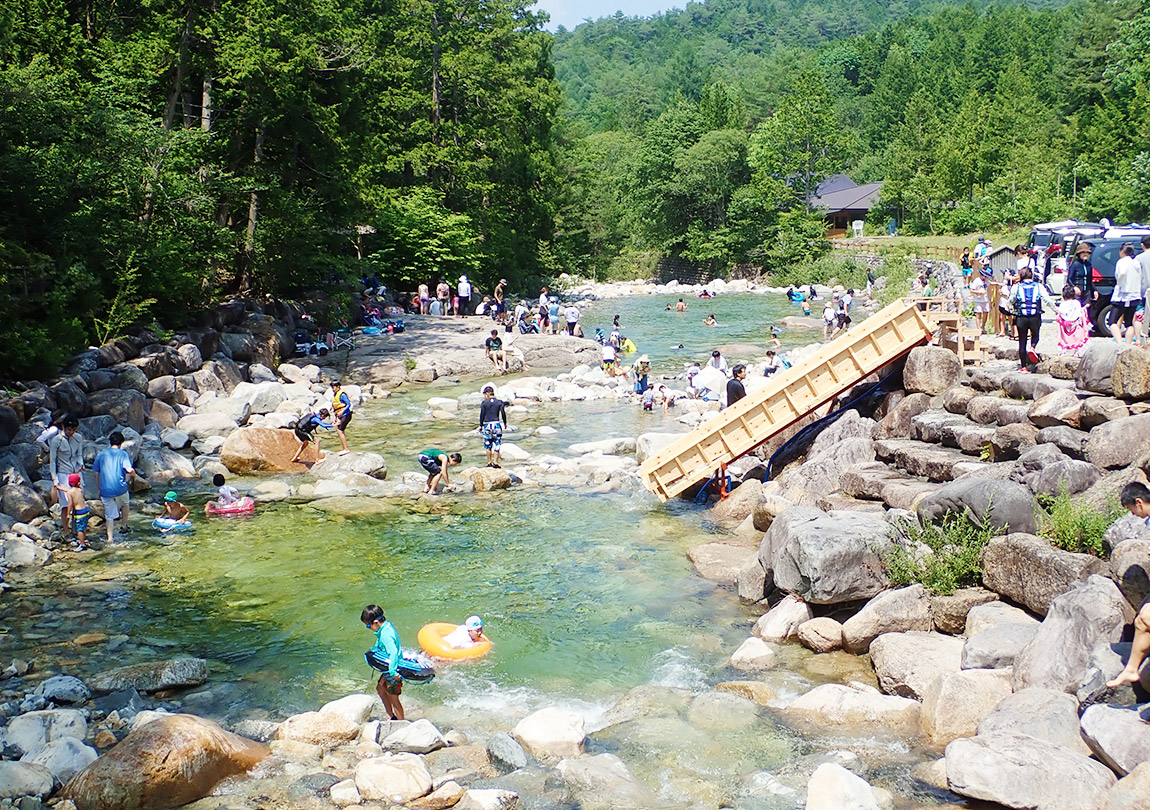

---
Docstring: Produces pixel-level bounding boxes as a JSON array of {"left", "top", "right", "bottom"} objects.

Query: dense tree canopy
[{"left": 3, "top": 0, "right": 1149, "bottom": 376}]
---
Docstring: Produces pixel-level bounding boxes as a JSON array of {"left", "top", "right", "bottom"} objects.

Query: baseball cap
[
  {"left": 712, "top": 350, "right": 721, "bottom": 357},
  {"left": 465, "top": 615, "right": 483, "bottom": 629},
  {"left": 68, "top": 473, "right": 81, "bottom": 486}
]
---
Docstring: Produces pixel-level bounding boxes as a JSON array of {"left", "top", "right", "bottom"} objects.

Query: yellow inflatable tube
[{"left": 418, "top": 622, "right": 492, "bottom": 660}]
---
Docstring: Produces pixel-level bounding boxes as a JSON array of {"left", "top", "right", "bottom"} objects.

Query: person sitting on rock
[
  {"left": 485, "top": 329, "right": 509, "bottom": 373},
  {"left": 443, "top": 615, "right": 486, "bottom": 649},
  {"left": 290, "top": 409, "right": 332, "bottom": 463},
  {"left": 1107, "top": 482, "right": 1150, "bottom": 689}
]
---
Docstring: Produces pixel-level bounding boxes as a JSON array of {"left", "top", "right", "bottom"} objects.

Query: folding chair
[{"left": 331, "top": 328, "right": 356, "bottom": 352}]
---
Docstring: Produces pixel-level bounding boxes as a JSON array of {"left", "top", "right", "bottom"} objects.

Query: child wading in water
[
  {"left": 56, "top": 473, "right": 90, "bottom": 550},
  {"left": 362, "top": 604, "right": 404, "bottom": 720},
  {"left": 1107, "top": 483, "right": 1150, "bottom": 689}
]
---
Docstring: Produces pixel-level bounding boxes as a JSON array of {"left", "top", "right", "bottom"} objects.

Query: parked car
[{"left": 1073, "top": 235, "right": 1150, "bottom": 334}]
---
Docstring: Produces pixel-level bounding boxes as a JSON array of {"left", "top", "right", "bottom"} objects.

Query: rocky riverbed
[{"left": 3, "top": 268, "right": 1150, "bottom": 809}]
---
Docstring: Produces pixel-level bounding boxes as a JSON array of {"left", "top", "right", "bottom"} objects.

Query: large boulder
[
  {"left": 874, "top": 392, "right": 931, "bottom": 439},
  {"left": 0, "top": 762, "right": 54, "bottom": 800},
  {"left": 88, "top": 389, "right": 146, "bottom": 433},
  {"left": 1, "top": 483, "right": 49, "bottom": 522},
  {"left": 869, "top": 631, "right": 964, "bottom": 700},
  {"left": 220, "top": 426, "right": 311, "bottom": 474},
  {"left": 785, "top": 684, "right": 921, "bottom": 735},
  {"left": 945, "top": 732, "right": 1116, "bottom": 810},
  {"left": 775, "top": 436, "right": 875, "bottom": 501},
  {"left": 797, "top": 617, "right": 844, "bottom": 653},
  {"left": 89, "top": 658, "right": 208, "bottom": 694},
  {"left": 133, "top": 445, "right": 197, "bottom": 484},
  {"left": 1086, "top": 414, "right": 1150, "bottom": 469},
  {"left": 1104, "top": 762, "right": 1150, "bottom": 810},
  {"left": 555, "top": 753, "right": 658, "bottom": 810},
  {"left": 60, "top": 714, "right": 269, "bottom": 810},
  {"left": 1112, "top": 346, "right": 1150, "bottom": 399},
  {"left": 758, "top": 506, "right": 893, "bottom": 604},
  {"left": 965, "top": 601, "right": 1041, "bottom": 636},
  {"left": 230, "top": 381, "right": 287, "bottom": 415},
  {"left": 904, "top": 346, "right": 962, "bottom": 395},
  {"left": 1027, "top": 459, "right": 1101, "bottom": 498},
  {"left": 917, "top": 478, "right": 1038, "bottom": 534},
  {"left": 1076, "top": 340, "right": 1123, "bottom": 395},
  {"left": 687, "top": 542, "right": 756, "bottom": 586},
  {"left": 381, "top": 719, "right": 447, "bottom": 754},
  {"left": 981, "top": 533, "right": 1106, "bottom": 615},
  {"left": 463, "top": 467, "right": 513, "bottom": 491},
  {"left": 1012, "top": 575, "right": 1133, "bottom": 693},
  {"left": 841, "top": 585, "right": 933, "bottom": 655},
  {"left": 635, "top": 432, "right": 684, "bottom": 464},
  {"left": 176, "top": 413, "right": 239, "bottom": 441},
  {"left": 512, "top": 707, "right": 585, "bottom": 764},
  {"left": 977, "top": 687, "right": 1091, "bottom": 755},
  {"left": 920, "top": 669, "right": 1013, "bottom": 745},
  {"left": 1111, "top": 537, "right": 1150, "bottom": 608},
  {"left": 729, "top": 636, "right": 777, "bottom": 670},
  {"left": 1080, "top": 703, "right": 1150, "bottom": 776},
  {"left": 354, "top": 753, "right": 433, "bottom": 804},
  {"left": 930, "top": 587, "right": 999, "bottom": 635}
]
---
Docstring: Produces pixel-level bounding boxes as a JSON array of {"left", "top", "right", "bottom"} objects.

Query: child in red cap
[{"left": 55, "top": 473, "right": 91, "bottom": 550}]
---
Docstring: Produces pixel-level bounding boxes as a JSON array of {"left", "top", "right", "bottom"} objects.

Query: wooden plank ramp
[{"left": 640, "top": 298, "right": 937, "bottom": 502}]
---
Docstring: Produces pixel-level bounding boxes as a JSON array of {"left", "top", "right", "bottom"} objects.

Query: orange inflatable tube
[{"left": 417, "top": 622, "right": 492, "bottom": 660}]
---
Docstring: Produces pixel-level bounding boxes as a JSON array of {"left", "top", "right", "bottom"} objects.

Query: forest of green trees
[{"left": 1, "top": 0, "right": 1148, "bottom": 376}]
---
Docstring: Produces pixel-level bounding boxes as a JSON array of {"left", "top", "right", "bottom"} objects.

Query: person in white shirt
[
  {"left": 601, "top": 342, "right": 617, "bottom": 374},
  {"left": 538, "top": 286, "right": 549, "bottom": 309},
  {"left": 563, "top": 305, "right": 581, "bottom": 336},
  {"left": 443, "top": 615, "right": 486, "bottom": 648},
  {"left": 707, "top": 350, "right": 728, "bottom": 375},
  {"left": 1138, "top": 235, "right": 1150, "bottom": 346},
  {"left": 1112, "top": 243, "right": 1143, "bottom": 343},
  {"left": 457, "top": 275, "right": 472, "bottom": 317}
]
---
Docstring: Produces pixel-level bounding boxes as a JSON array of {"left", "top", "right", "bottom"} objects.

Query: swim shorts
[
  {"left": 481, "top": 422, "right": 503, "bottom": 451},
  {"left": 294, "top": 428, "right": 312, "bottom": 444},
  {"left": 337, "top": 411, "right": 352, "bottom": 431},
  {"left": 72, "top": 507, "right": 90, "bottom": 533},
  {"left": 382, "top": 672, "right": 403, "bottom": 695},
  {"left": 418, "top": 454, "right": 442, "bottom": 475}
]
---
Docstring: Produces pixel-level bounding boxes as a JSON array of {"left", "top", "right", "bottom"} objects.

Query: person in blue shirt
[
  {"left": 1109, "top": 483, "right": 1150, "bottom": 689},
  {"left": 290, "top": 409, "right": 332, "bottom": 463},
  {"left": 330, "top": 381, "right": 354, "bottom": 456},
  {"left": 93, "top": 431, "right": 136, "bottom": 544},
  {"left": 361, "top": 604, "right": 405, "bottom": 720}
]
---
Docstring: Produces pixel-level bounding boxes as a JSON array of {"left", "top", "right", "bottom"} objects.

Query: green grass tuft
[
  {"left": 1037, "top": 487, "right": 1123, "bottom": 558},
  {"left": 883, "top": 512, "right": 995, "bottom": 596}
]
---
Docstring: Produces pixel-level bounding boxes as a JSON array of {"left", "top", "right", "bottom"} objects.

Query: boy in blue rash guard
[
  {"left": 362, "top": 604, "right": 405, "bottom": 720},
  {"left": 290, "top": 408, "right": 332, "bottom": 463}
]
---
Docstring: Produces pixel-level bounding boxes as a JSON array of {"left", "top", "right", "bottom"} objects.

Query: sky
[{"left": 534, "top": 0, "right": 682, "bottom": 31}]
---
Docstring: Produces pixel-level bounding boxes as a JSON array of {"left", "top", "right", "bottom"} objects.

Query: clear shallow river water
[{"left": 2, "top": 292, "right": 947, "bottom": 805}]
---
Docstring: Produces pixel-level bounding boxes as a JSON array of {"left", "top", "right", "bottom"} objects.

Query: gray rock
[
  {"left": 752, "top": 594, "right": 814, "bottom": 642},
  {"left": 89, "top": 658, "right": 209, "bottom": 694},
  {"left": 0, "top": 762, "right": 54, "bottom": 800},
  {"left": 841, "top": 585, "right": 933, "bottom": 655},
  {"left": 930, "top": 587, "right": 999, "bottom": 635},
  {"left": 21, "top": 737, "right": 98, "bottom": 785},
  {"left": 380, "top": 718, "right": 446, "bottom": 754},
  {"left": 1077, "top": 641, "right": 1150, "bottom": 709},
  {"left": 1110, "top": 537, "right": 1150, "bottom": 610},
  {"left": 76, "top": 414, "right": 117, "bottom": 442},
  {"left": 0, "top": 484, "right": 49, "bottom": 522},
  {"left": 1081, "top": 396, "right": 1130, "bottom": 429},
  {"left": 88, "top": 389, "right": 146, "bottom": 433},
  {"left": 759, "top": 506, "right": 893, "bottom": 605},
  {"left": 776, "top": 437, "right": 875, "bottom": 501},
  {"left": 1027, "top": 388, "right": 1082, "bottom": 429},
  {"left": 981, "top": 533, "right": 1106, "bottom": 615},
  {"left": 1012, "top": 575, "right": 1133, "bottom": 693},
  {"left": 977, "top": 687, "right": 1091, "bottom": 755},
  {"left": 874, "top": 392, "right": 931, "bottom": 439},
  {"left": 1086, "top": 413, "right": 1150, "bottom": 469},
  {"left": 635, "top": 432, "right": 683, "bottom": 465},
  {"left": 486, "top": 732, "right": 529, "bottom": 772},
  {"left": 1080, "top": 703, "right": 1150, "bottom": 776},
  {"left": 1076, "top": 340, "right": 1123, "bottom": 395},
  {"left": 134, "top": 445, "right": 197, "bottom": 484},
  {"left": 176, "top": 343, "right": 203, "bottom": 373},
  {"left": 1113, "top": 346, "right": 1150, "bottom": 399},
  {"left": 1036, "top": 425, "right": 1090, "bottom": 459},
  {"left": 310, "top": 452, "right": 387, "bottom": 481},
  {"left": 175, "top": 413, "right": 239, "bottom": 440},
  {"left": 904, "top": 346, "right": 962, "bottom": 395},
  {"left": 1027, "top": 459, "right": 1101, "bottom": 497},
  {"left": 920, "top": 669, "right": 1013, "bottom": 746},
  {"left": 804, "top": 762, "right": 882, "bottom": 810},
  {"left": 961, "top": 623, "right": 1039, "bottom": 669},
  {"left": 869, "top": 631, "right": 963, "bottom": 700},
  {"left": 2, "top": 710, "right": 87, "bottom": 756},
  {"left": 917, "top": 478, "right": 1038, "bottom": 535},
  {"left": 555, "top": 753, "right": 657, "bottom": 810},
  {"left": 945, "top": 732, "right": 1116, "bottom": 809},
  {"left": 36, "top": 676, "right": 90, "bottom": 705}
]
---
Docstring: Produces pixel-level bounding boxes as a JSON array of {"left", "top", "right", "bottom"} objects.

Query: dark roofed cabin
[{"left": 810, "top": 174, "right": 883, "bottom": 237}]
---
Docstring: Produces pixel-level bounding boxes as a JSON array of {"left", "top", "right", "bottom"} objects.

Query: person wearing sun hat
[
  {"left": 1068, "top": 241, "right": 1094, "bottom": 304},
  {"left": 632, "top": 353, "right": 651, "bottom": 394},
  {"left": 443, "top": 615, "right": 487, "bottom": 649}
]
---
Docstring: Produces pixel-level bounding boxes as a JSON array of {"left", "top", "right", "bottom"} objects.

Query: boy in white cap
[{"left": 443, "top": 615, "right": 486, "bottom": 648}]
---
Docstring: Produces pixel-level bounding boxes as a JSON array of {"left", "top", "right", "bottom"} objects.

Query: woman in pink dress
[{"left": 1056, "top": 286, "right": 1090, "bottom": 355}]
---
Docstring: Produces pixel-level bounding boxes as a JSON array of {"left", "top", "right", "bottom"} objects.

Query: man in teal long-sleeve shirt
[{"left": 361, "top": 604, "right": 404, "bottom": 720}]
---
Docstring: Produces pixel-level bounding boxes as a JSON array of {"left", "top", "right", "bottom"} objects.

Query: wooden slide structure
[{"left": 640, "top": 298, "right": 964, "bottom": 502}]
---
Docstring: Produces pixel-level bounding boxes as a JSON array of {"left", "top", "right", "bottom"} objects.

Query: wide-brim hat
[{"left": 639, "top": 354, "right": 649, "bottom": 362}]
